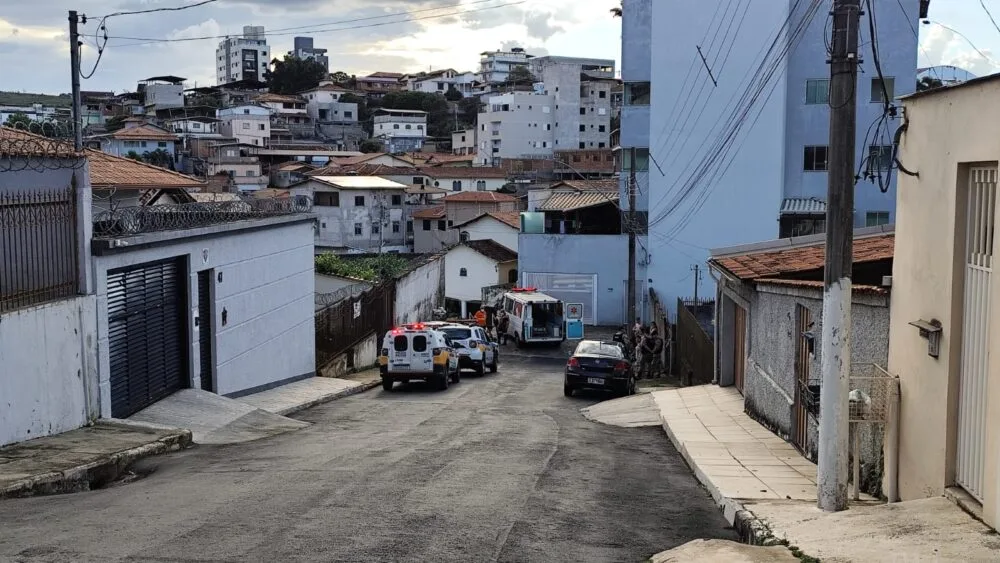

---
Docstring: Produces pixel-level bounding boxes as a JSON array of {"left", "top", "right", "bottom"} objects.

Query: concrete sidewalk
[
  {"left": 240, "top": 368, "right": 381, "bottom": 416},
  {"left": 651, "top": 385, "right": 1000, "bottom": 561},
  {"left": 0, "top": 422, "right": 190, "bottom": 499}
]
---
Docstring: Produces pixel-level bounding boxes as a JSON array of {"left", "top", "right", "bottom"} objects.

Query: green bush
[{"left": 315, "top": 253, "right": 408, "bottom": 282}]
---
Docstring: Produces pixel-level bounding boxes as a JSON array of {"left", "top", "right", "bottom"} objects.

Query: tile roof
[
  {"left": 780, "top": 197, "right": 827, "bottom": 215},
  {"left": 550, "top": 179, "right": 619, "bottom": 191},
  {"left": 110, "top": 124, "right": 179, "bottom": 141},
  {"left": 453, "top": 211, "right": 521, "bottom": 229},
  {"left": 338, "top": 163, "right": 426, "bottom": 176},
  {"left": 327, "top": 153, "right": 414, "bottom": 167},
  {"left": 301, "top": 83, "right": 352, "bottom": 93},
  {"left": 553, "top": 150, "right": 616, "bottom": 172},
  {"left": 711, "top": 233, "right": 895, "bottom": 280},
  {"left": 255, "top": 93, "right": 306, "bottom": 104},
  {"left": 423, "top": 167, "right": 507, "bottom": 179},
  {"left": 0, "top": 126, "right": 82, "bottom": 158},
  {"left": 754, "top": 278, "right": 888, "bottom": 295},
  {"left": 443, "top": 191, "right": 517, "bottom": 203},
  {"left": 368, "top": 72, "right": 404, "bottom": 79},
  {"left": 462, "top": 239, "right": 518, "bottom": 263},
  {"left": 411, "top": 205, "right": 446, "bottom": 219},
  {"left": 537, "top": 191, "right": 619, "bottom": 212},
  {"left": 86, "top": 149, "right": 206, "bottom": 189},
  {"left": 423, "top": 153, "right": 476, "bottom": 165}
]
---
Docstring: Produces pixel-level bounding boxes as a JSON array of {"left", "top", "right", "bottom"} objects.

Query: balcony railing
[{"left": 93, "top": 197, "right": 311, "bottom": 239}]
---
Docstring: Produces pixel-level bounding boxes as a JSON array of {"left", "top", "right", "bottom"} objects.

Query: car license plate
[
  {"left": 393, "top": 363, "right": 410, "bottom": 369},
  {"left": 587, "top": 377, "right": 604, "bottom": 385}
]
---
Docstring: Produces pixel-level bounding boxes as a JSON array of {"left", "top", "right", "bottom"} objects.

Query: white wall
[
  {"left": 394, "top": 255, "right": 444, "bottom": 324},
  {"left": 436, "top": 177, "right": 507, "bottom": 193},
  {"left": 0, "top": 296, "right": 99, "bottom": 446},
  {"left": 445, "top": 246, "right": 499, "bottom": 303},
  {"left": 461, "top": 217, "right": 518, "bottom": 252},
  {"left": 92, "top": 219, "right": 316, "bottom": 406}
]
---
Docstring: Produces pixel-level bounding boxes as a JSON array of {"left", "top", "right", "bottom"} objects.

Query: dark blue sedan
[{"left": 564, "top": 340, "right": 635, "bottom": 397}]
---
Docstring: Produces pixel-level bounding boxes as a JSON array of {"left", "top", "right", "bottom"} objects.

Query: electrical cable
[{"left": 981, "top": 0, "right": 1000, "bottom": 36}]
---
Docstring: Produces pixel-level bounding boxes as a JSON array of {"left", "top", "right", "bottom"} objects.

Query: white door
[
  {"left": 522, "top": 272, "right": 598, "bottom": 325},
  {"left": 956, "top": 166, "right": 996, "bottom": 502}
]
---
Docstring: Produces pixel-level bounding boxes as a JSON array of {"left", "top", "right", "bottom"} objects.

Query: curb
[
  {"left": 273, "top": 379, "right": 381, "bottom": 417},
  {"left": 0, "top": 428, "right": 192, "bottom": 500}
]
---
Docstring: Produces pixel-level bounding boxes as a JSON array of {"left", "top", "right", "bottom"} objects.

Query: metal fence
[
  {"left": 676, "top": 297, "right": 715, "bottom": 385},
  {"left": 315, "top": 282, "right": 395, "bottom": 370},
  {"left": 93, "top": 196, "right": 312, "bottom": 238},
  {"left": 1, "top": 187, "right": 79, "bottom": 312}
]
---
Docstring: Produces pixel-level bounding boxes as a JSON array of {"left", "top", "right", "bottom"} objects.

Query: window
[
  {"left": 459, "top": 267, "right": 468, "bottom": 277},
  {"left": 372, "top": 223, "right": 380, "bottom": 234},
  {"left": 599, "top": 142, "right": 606, "bottom": 148},
  {"left": 345, "top": 111, "right": 353, "bottom": 119},
  {"left": 259, "top": 124, "right": 265, "bottom": 130},
  {"left": 437, "top": 220, "right": 446, "bottom": 231},
  {"left": 625, "top": 82, "right": 651, "bottom": 105},
  {"left": 391, "top": 194, "right": 402, "bottom": 206},
  {"left": 546, "top": 123, "right": 551, "bottom": 131},
  {"left": 405, "top": 124, "right": 412, "bottom": 130},
  {"left": 392, "top": 221, "right": 400, "bottom": 233},
  {"left": 476, "top": 180, "right": 486, "bottom": 190},
  {"left": 452, "top": 180, "right": 462, "bottom": 191},
  {"left": 157, "top": 141, "right": 168, "bottom": 148},
  {"left": 413, "top": 176, "right": 424, "bottom": 185},
  {"left": 867, "top": 145, "right": 894, "bottom": 174},
  {"left": 871, "top": 77, "right": 895, "bottom": 104},
  {"left": 598, "top": 125, "right": 606, "bottom": 133},
  {"left": 423, "top": 219, "right": 431, "bottom": 231},
  {"left": 354, "top": 223, "right": 363, "bottom": 235},
  {"left": 242, "top": 122, "right": 250, "bottom": 129},
  {"left": 599, "top": 90, "right": 607, "bottom": 98},
  {"left": 412, "top": 335, "right": 428, "bottom": 352},
  {"left": 803, "top": 145, "right": 829, "bottom": 171},
  {"left": 623, "top": 148, "right": 650, "bottom": 172},
  {"left": 354, "top": 195, "right": 365, "bottom": 206},
  {"left": 314, "top": 192, "right": 339, "bottom": 206},
  {"left": 245, "top": 170, "right": 254, "bottom": 177},
  {"left": 448, "top": 220, "right": 453, "bottom": 227},
  {"left": 393, "top": 335, "right": 408, "bottom": 352},
  {"left": 407, "top": 220, "right": 413, "bottom": 233},
  {"left": 579, "top": 142, "right": 585, "bottom": 149},
  {"left": 579, "top": 108, "right": 586, "bottom": 116},
  {"left": 393, "top": 124, "right": 400, "bottom": 129},
  {"left": 417, "top": 124, "right": 423, "bottom": 130},
  {"left": 805, "top": 79, "right": 829, "bottom": 104},
  {"left": 460, "top": 231, "right": 470, "bottom": 242},
  {"left": 579, "top": 124, "right": 586, "bottom": 132},
  {"left": 866, "top": 211, "right": 890, "bottom": 227}
]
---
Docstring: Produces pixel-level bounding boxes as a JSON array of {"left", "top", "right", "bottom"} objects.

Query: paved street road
[{"left": 0, "top": 357, "right": 736, "bottom": 563}]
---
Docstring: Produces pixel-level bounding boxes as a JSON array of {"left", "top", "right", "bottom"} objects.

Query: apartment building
[
  {"left": 476, "top": 92, "right": 555, "bottom": 165},
  {"left": 452, "top": 128, "right": 477, "bottom": 155},
  {"left": 479, "top": 47, "right": 534, "bottom": 85},
  {"left": 373, "top": 108, "right": 427, "bottom": 153},
  {"left": 215, "top": 25, "right": 270, "bottom": 84},
  {"left": 217, "top": 104, "right": 270, "bottom": 147},
  {"left": 300, "top": 82, "right": 358, "bottom": 123},
  {"left": 289, "top": 36, "right": 328, "bottom": 71},
  {"left": 529, "top": 56, "right": 617, "bottom": 151}
]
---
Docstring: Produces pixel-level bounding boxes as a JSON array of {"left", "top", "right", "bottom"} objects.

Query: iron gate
[
  {"left": 107, "top": 258, "right": 188, "bottom": 418},
  {"left": 956, "top": 166, "right": 996, "bottom": 501}
]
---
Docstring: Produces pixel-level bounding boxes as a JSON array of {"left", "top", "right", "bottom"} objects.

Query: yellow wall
[{"left": 890, "top": 79, "right": 1000, "bottom": 527}]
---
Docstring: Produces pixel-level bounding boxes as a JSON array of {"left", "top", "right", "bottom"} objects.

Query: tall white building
[
  {"left": 476, "top": 92, "right": 555, "bottom": 166},
  {"left": 215, "top": 26, "right": 270, "bottom": 85},
  {"left": 478, "top": 47, "right": 534, "bottom": 85}
]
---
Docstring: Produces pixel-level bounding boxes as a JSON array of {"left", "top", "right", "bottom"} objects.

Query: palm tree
[{"left": 141, "top": 149, "right": 173, "bottom": 169}]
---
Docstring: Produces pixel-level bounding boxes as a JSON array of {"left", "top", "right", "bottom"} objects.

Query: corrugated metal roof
[
  {"left": 537, "top": 191, "right": 619, "bottom": 212},
  {"left": 780, "top": 197, "right": 826, "bottom": 215}
]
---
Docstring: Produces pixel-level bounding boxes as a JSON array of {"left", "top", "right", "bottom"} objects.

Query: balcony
[{"left": 210, "top": 155, "right": 258, "bottom": 164}]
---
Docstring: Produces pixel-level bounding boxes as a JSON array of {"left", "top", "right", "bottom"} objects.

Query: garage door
[
  {"left": 107, "top": 258, "right": 188, "bottom": 418},
  {"left": 522, "top": 273, "right": 598, "bottom": 325}
]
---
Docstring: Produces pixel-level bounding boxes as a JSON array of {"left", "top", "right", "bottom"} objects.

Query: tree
[
  {"left": 105, "top": 115, "right": 127, "bottom": 132},
  {"left": 506, "top": 65, "right": 536, "bottom": 85},
  {"left": 359, "top": 139, "right": 383, "bottom": 153},
  {"left": 444, "top": 86, "right": 463, "bottom": 102},
  {"left": 378, "top": 91, "right": 452, "bottom": 138},
  {"left": 142, "top": 149, "right": 173, "bottom": 168},
  {"left": 917, "top": 76, "right": 944, "bottom": 92},
  {"left": 3, "top": 112, "right": 32, "bottom": 129},
  {"left": 457, "top": 97, "right": 481, "bottom": 129},
  {"left": 330, "top": 70, "right": 351, "bottom": 83},
  {"left": 125, "top": 151, "right": 143, "bottom": 161},
  {"left": 268, "top": 55, "right": 328, "bottom": 95}
]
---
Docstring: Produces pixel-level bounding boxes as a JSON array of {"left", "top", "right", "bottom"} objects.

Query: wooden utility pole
[
  {"left": 68, "top": 11, "right": 83, "bottom": 151},
  {"left": 818, "top": 0, "right": 860, "bottom": 513},
  {"left": 627, "top": 147, "right": 638, "bottom": 327}
]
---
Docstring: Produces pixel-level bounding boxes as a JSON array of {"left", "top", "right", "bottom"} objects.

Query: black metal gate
[
  {"left": 197, "top": 269, "right": 214, "bottom": 392},
  {"left": 107, "top": 258, "right": 188, "bottom": 418}
]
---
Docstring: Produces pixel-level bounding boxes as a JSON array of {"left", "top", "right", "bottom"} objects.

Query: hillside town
[{"left": 3, "top": 0, "right": 1000, "bottom": 561}]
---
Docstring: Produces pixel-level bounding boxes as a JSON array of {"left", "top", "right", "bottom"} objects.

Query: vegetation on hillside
[
  {"left": 315, "top": 253, "right": 409, "bottom": 282},
  {"left": 267, "top": 55, "right": 328, "bottom": 95},
  {"left": 0, "top": 91, "right": 72, "bottom": 107}
]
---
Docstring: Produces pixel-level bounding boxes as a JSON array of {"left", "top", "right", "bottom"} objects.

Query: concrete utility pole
[
  {"left": 691, "top": 264, "right": 702, "bottom": 305},
  {"left": 627, "top": 147, "right": 638, "bottom": 327},
  {"left": 68, "top": 10, "right": 83, "bottom": 151},
  {"left": 818, "top": 0, "right": 860, "bottom": 513}
]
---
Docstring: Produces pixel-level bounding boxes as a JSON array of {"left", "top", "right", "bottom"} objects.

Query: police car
[
  {"left": 437, "top": 323, "right": 498, "bottom": 376},
  {"left": 379, "top": 323, "right": 460, "bottom": 391}
]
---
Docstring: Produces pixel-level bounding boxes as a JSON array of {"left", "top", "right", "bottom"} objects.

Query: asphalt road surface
[{"left": 0, "top": 357, "right": 736, "bottom": 563}]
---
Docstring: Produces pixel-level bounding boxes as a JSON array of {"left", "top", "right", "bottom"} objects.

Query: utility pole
[
  {"left": 691, "top": 264, "right": 701, "bottom": 305},
  {"left": 627, "top": 147, "right": 638, "bottom": 327},
  {"left": 68, "top": 10, "right": 83, "bottom": 151},
  {"left": 819, "top": 0, "right": 860, "bottom": 513}
]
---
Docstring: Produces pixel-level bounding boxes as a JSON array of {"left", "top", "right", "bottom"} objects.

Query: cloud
[{"left": 919, "top": 24, "right": 1000, "bottom": 77}]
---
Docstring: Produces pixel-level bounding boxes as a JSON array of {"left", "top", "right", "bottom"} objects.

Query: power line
[
  {"left": 94, "top": 0, "right": 219, "bottom": 19},
  {"left": 981, "top": 0, "right": 1000, "bottom": 36},
  {"left": 102, "top": 1, "right": 526, "bottom": 46},
  {"left": 892, "top": 0, "right": 944, "bottom": 84},
  {"left": 924, "top": 20, "right": 1000, "bottom": 66}
]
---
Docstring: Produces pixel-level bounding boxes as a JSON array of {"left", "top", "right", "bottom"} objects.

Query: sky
[{"left": 0, "top": 0, "right": 997, "bottom": 95}]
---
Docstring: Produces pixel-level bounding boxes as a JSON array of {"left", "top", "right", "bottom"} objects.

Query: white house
[
  {"left": 451, "top": 212, "right": 520, "bottom": 252},
  {"left": 289, "top": 175, "right": 410, "bottom": 253},
  {"left": 300, "top": 82, "right": 359, "bottom": 123},
  {"left": 217, "top": 104, "right": 271, "bottom": 146},
  {"left": 444, "top": 239, "right": 518, "bottom": 317},
  {"left": 406, "top": 69, "right": 478, "bottom": 97},
  {"left": 423, "top": 167, "right": 509, "bottom": 193},
  {"left": 89, "top": 122, "right": 179, "bottom": 161},
  {"left": 373, "top": 108, "right": 428, "bottom": 153}
]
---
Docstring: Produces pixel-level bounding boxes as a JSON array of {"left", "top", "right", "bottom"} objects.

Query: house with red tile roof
[
  {"left": 413, "top": 191, "right": 519, "bottom": 253},
  {"left": 706, "top": 226, "right": 894, "bottom": 474},
  {"left": 87, "top": 121, "right": 180, "bottom": 163}
]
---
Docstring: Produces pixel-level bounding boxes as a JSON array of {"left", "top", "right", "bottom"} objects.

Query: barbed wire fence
[{"left": 0, "top": 120, "right": 87, "bottom": 173}]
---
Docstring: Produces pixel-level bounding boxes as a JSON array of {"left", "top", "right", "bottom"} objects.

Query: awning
[
  {"left": 537, "top": 191, "right": 619, "bottom": 212},
  {"left": 779, "top": 197, "right": 826, "bottom": 215}
]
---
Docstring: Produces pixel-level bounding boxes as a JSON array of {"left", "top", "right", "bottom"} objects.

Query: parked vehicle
[
  {"left": 438, "top": 323, "right": 498, "bottom": 375},
  {"left": 499, "top": 287, "right": 566, "bottom": 347},
  {"left": 379, "top": 323, "right": 459, "bottom": 391},
  {"left": 563, "top": 340, "right": 635, "bottom": 397}
]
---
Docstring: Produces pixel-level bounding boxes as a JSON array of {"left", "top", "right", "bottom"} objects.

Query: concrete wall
[
  {"left": 290, "top": 181, "right": 408, "bottom": 252},
  {"left": 461, "top": 217, "right": 518, "bottom": 253},
  {"left": 621, "top": 0, "right": 651, "bottom": 83},
  {"left": 92, "top": 217, "right": 316, "bottom": 406},
  {"left": 890, "top": 80, "right": 1000, "bottom": 526},
  {"left": 531, "top": 57, "right": 615, "bottom": 151},
  {"left": 0, "top": 296, "right": 99, "bottom": 446},
  {"left": 477, "top": 92, "right": 556, "bottom": 164},
  {"left": 318, "top": 331, "right": 379, "bottom": 378},
  {"left": 445, "top": 246, "right": 501, "bottom": 305},
  {"left": 394, "top": 255, "right": 444, "bottom": 325},
  {"left": 518, "top": 233, "right": 647, "bottom": 325},
  {"left": 414, "top": 217, "right": 453, "bottom": 253}
]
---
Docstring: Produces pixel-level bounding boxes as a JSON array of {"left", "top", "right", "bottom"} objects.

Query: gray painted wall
[
  {"left": 92, "top": 218, "right": 316, "bottom": 406},
  {"left": 394, "top": 255, "right": 445, "bottom": 325}
]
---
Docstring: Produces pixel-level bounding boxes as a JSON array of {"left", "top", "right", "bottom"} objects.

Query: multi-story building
[
  {"left": 529, "top": 56, "right": 617, "bottom": 151},
  {"left": 288, "top": 36, "right": 328, "bottom": 71},
  {"left": 204, "top": 142, "right": 269, "bottom": 192},
  {"left": 215, "top": 25, "right": 269, "bottom": 85},
  {"left": 87, "top": 120, "right": 180, "bottom": 164},
  {"left": 640, "top": 0, "right": 923, "bottom": 314},
  {"left": 217, "top": 104, "right": 271, "bottom": 147},
  {"left": 476, "top": 91, "right": 556, "bottom": 166},
  {"left": 300, "top": 82, "right": 358, "bottom": 123},
  {"left": 413, "top": 191, "right": 519, "bottom": 252},
  {"left": 404, "top": 69, "right": 478, "bottom": 97},
  {"left": 452, "top": 128, "right": 477, "bottom": 155},
  {"left": 355, "top": 72, "right": 405, "bottom": 99},
  {"left": 478, "top": 47, "right": 534, "bottom": 85},
  {"left": 137, "top": 76, "right": 185, "bottom": 113},
  {"left": 255, "top": 93, "right": 313, "bottom": 141},
  {"left": 373, "top": 108, "right": 427, "bottom": 153}
]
